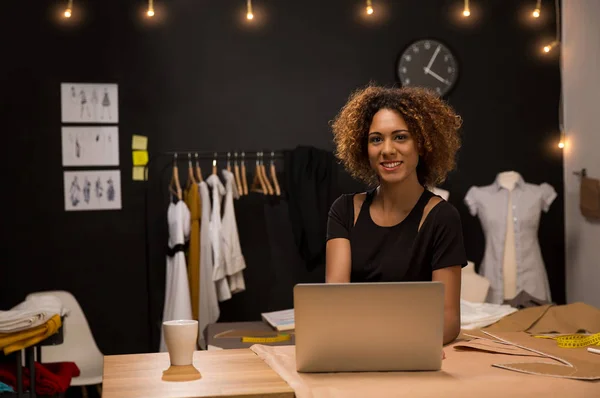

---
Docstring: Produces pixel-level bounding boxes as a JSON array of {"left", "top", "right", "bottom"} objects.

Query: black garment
[
  {"left": 284, "top": 146, "right": 338, "bottom": 270},
  {"left": 327, "top": 188, "right": 468, "bottom": 282}
]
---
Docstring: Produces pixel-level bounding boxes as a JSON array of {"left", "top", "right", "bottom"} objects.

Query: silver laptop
[{"left": 294, "top": 282, "right": 444, "bottom": 373}]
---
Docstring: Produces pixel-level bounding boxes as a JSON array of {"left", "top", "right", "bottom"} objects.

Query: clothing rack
[{"left": 143, "top": 150, "right": 286, "bottom": 352}]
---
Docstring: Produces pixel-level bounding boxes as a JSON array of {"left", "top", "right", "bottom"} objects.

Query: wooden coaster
[{"left": 162, "top": 365, "right": 202, "bottom": 382}]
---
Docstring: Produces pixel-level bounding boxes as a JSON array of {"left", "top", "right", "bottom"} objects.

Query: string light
[
  {"left": 366, "top": 0, "right": 374, "bottom": 15},
  {"left": 463, "top": 0, "right": 471, "bottom": 17},
  {"left": 64, "top": 0, "right": 73, "bottom": 18},
  {"left": 542, "top": 0, "right": 560, "bottom": 54},
  {"left": 558, "top": 130, "right": 565, "bottom": 149},
  {"left": 147, "top": 0, "right": 155, "bottom": 17},
  {"left": 533, "top": 0, "right": 541, "bottom": 18},
  {"left": 247, "top": 0, "right": 254, "bottom": 20},
  {"left": 543, "top": 41, "right": 558, "bottom": 53}
]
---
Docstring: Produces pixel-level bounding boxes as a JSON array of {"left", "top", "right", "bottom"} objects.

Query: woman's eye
[
  {"left": 395, "top": 134, "right": 407, "bottom": 141},
  {"left": 369, "top": 136, "right": 382, "bottom": 143}
]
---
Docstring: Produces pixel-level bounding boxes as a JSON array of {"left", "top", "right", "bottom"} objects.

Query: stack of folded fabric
[
  {"left": 0, "top": 361, "right": 80, "bottom": 395},
  {"left": 0, "top": 295, "right": 68, "bottom": 333},
  {"left": 0, "top": 294, "right": 68, "bottom": 355},
  {"left": 460, "top": 299, "right": 518, "bottom": 330}
]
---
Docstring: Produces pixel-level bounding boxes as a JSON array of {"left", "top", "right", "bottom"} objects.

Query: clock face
[{"left": 397, "top": 39, "right": 459, "bottom": 97}]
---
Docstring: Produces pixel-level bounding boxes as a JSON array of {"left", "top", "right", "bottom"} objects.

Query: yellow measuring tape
[
  {"left": 241, "top": 333, "right": 291, "bottom": 344},
  {"left": 534, "top": 332, "right": 600, "bottom": 348}
]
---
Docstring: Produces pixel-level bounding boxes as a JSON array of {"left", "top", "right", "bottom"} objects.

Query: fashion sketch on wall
[
  {"left": 61, "top": 83, "right": 119, "bottom": 123},
  {"left": 64, "top": 170, "right": 122, "bottom": 211},
  {"left": 61, "top": 127, "right": 119, "bottom": 167}
]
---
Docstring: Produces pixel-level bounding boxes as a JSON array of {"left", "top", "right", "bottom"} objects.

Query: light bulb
[
  {"left": 147, "top": 8, "right": 155, "bottom": 17},
  {"left": 463, "top": 9, "right": 471, "bottom": 17},
  {"left": 247, "top": 13, "right": 254, "bottom": 20},
  {"left": 64, "top": 8, "right": 72, "bottom": 18},
  {"left": 533, "top": 8, "right": 540, "bottom": 18},
  {"left": 558, "top": 141, "right": 565, "bottom": 149},
  {"left": 367, "top": 6, "right": 374, "bottom": 15},
  {"left": 544, "top": 45, "right": 551, "bottom": 52}
]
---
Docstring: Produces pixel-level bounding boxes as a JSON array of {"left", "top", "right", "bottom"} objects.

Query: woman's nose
[{"left": 381, "top": 138, "right": 396, "bottom": 156}]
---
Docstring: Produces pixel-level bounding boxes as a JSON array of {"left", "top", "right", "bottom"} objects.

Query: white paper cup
[{"left": 163, "top": 320, "right": 198, "bottom": 366}]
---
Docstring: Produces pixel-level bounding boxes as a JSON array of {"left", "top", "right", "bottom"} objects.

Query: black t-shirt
[{"left": 326, "top": 188, "right": 467, "bottom": 282}]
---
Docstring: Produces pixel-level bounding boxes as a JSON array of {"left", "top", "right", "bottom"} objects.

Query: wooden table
[{"left": 102, "top": 348, "right": 295, "bottom": 398}]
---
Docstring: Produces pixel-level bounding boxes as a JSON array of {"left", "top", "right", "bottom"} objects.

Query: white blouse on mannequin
[{"left": 464, "top": 172, "right": 556, "bottom": 304}]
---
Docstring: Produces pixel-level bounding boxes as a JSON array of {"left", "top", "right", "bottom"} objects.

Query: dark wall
[{"left": 0, "top": 0, "right": 563, "bottom": 355}]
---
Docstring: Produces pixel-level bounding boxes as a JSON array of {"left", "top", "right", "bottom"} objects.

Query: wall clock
[{"left": 397, "top": 39, "right": 459, "bottom": 97}]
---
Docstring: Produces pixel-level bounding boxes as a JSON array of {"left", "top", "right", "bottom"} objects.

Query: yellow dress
[{"left": 184, "top": 182, "right": 201, "bottom": 320}]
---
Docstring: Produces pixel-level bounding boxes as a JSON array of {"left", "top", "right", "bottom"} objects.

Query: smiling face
[{"left": 367, "top": 108, "right": 420, "bottom": 185}]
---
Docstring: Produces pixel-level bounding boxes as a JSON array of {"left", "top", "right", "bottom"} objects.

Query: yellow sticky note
[
  {"left": 132, "top": 166, "right": 147, "bottom": 181},
  {"left": 133, "top": 150, "right": 149, "bottom": 166},
  {"left": 132, "top": 135, "right": 148, "bottom": 151}
]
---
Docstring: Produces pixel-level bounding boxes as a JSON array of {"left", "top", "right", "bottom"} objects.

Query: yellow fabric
[
  {"left": 184, "top": 182, "right": 201, "bottom": 321},
  {"left": 0, "top": 314, "right": 61, "bottom": 355}
]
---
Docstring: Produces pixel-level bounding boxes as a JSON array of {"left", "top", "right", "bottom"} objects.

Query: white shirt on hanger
[
  {"left": 206, "top": 174, "right": 231, "bottom": 302},
  {"left": 221, "top": 169, "right": 246, "bottom": 294},
  {"left": 160, "top": 201, "right": 193, "bottom": 352},
  {"left": 198, "top": 181, "right": 220, "bottom": 349}
]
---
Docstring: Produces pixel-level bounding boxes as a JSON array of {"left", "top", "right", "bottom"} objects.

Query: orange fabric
[{"left": 184, "top": 182, "right": 201, "bottom": 320}]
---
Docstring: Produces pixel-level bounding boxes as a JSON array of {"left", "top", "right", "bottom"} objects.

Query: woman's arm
[
  {"left": 432, "top": 265, "right": 461, "bottom": 344},
  {"left": 325, "top": 238, "right": 352, "bottom": 283}
]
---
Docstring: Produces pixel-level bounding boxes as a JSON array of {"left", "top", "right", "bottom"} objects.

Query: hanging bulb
[
  {"left": 247, "top": 0, "right": 254, "bottom": 20},
  {"left": 147, "top": 0, "right": 154, "bottom": 17},
  {"left": 463, "top": 0, "right": 470, "bottom": 17},
  {"left": 64, "top": 0, "right": 73, "bottom": 18},
  {"left": 366, "top": 0, "right": 374, "bottom": 15},
  {"left": 533, "top": 0, "right": 541, "bottom": 18}
]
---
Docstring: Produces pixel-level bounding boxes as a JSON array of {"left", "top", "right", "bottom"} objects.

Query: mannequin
[
  {"left": 496, "top": 171, "right": 519, "bottom": 300},
  {"left": 429, "top": 187, "right": 449, "bottom": 201},
  {"left": 464, "top": 172, "right": 556, "bottom": 304},
  {"left": 460, "top": 261, "right": 490, "bottom": 303}
]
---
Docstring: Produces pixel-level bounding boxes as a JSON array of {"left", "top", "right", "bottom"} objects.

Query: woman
[{"left": 326, "top": 85, "right": 467, "bottom": 345}]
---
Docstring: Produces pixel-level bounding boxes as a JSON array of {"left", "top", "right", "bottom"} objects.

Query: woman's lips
[{"left": 380, "top": 161, "right": 403, "bottom": 171}]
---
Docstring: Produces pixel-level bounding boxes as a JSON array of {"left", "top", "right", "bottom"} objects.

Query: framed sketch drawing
[
  {"left": 61, "top": 83, "right": 119, "bottom": 123},
  {"left": 62, "top": 127, "right": 119, "bottom": 167},
  {"left": 64, "top": 170, "right": 122, "bottom": 211}
]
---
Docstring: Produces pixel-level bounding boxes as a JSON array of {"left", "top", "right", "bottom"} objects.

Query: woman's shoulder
[
  {"left": 331, "top": 190, "right": 370, "bottom": 211},
  {"left": 426, "top": 199, "right": 463, "bottom": 227}
]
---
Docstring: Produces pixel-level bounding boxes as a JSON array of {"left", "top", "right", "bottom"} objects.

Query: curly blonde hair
[{"left": 331, "top": 85, "right": 462, "bottom": 187}]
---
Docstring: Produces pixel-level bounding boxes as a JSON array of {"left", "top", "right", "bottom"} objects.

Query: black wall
[{"left": 0, "top": 0, "right": 563, "bottom": 355}]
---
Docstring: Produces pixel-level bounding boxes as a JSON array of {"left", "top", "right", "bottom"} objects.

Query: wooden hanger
[
  {"left": 186, "top": 153, "right": 196, "bottom": 188},
  {"left": 234, "top": 152, "right": 243, "bottom": 196},
  {"left": 194, "top": 153, "right": 203, "bottom": 182},
  {"left": 212, "top": 152, "right": 217, "bottom": 175},
  {"left": 241, "top": 152, "right": 249, "bottom": 195},
  {"left": 259, "top": 152, "right": 274, "bottom": 195},
  {"left": 269, "top": 151, "right": 281, "bottom": 196},
  {"left": 169, "top": 153, "right": 182, "bottom": 201},
  {"left": 251, "top": 152, "right": 267, "bottom": 194}
]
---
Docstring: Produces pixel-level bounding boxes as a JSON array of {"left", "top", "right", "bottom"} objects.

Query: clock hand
[
  {"left": 425, "top": 45, "right": 441, "bottom": 71},
  {"left": 423, "top": 67, "right": 451, "bottom": 85}
]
